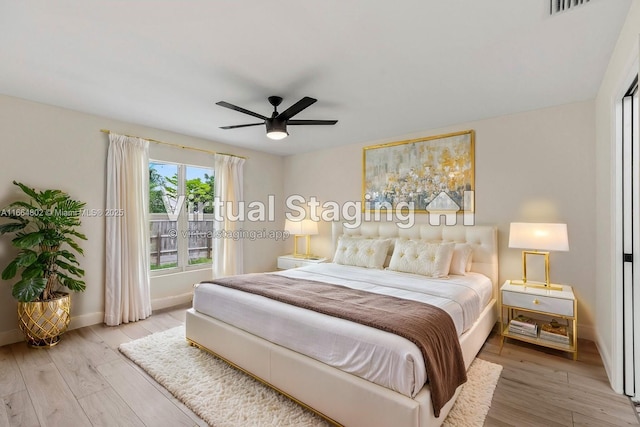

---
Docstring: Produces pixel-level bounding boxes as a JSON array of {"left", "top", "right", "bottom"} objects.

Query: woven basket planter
[{"left": 17, "top": 292, "right": 71, "bottom": 347}]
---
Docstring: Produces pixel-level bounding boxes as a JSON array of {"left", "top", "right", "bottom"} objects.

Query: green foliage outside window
[{"left": 149, "top": 166, "right": 215, "bottom": 214}]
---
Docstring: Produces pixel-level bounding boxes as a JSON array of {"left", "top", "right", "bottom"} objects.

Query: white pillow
[
  {"left": 388, "top": 240, "right": 455, "bottom": 278},
  {"left": 449, "top": 243, "right": 473, "bottom": 275},
  {"left": 333, "top": 236, "right": 392, "bottom": 269}
]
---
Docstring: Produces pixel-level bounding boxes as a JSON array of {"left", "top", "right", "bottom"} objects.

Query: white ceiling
[{"left": 0, "top": 1, "right": 632, "bottom": 156}]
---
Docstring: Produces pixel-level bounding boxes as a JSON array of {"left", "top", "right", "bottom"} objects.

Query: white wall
[
  {"left": 594, "top": 1, "right": 640, "bottom": 394},
  {"left": 284, "top": 100, "right": 597, "bottom": 339},
  {"left": 0, "top": 94, "right": 285, "bottom": 345}
]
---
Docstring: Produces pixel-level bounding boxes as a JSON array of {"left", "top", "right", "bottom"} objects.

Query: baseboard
[
  {"left": 0, "top": 295, "right": 193, "bottom": 347},
  {"left": 69, "top": 311, "right": 104, "bottom": 330},
  {"left": 0, "top": 329, "right": 25, "bottom": 347},
  {"left": 151, "top": 292, "right": 193, "bottom": 311},
  {"left": 596, "top": 332, "right": 614, "bottom": 389},
  {"left": 595, "top": 329, "right": 622, "bottom": 394},
  {"left": 0, "top": 311, "right": 104, "bottom": 347}
]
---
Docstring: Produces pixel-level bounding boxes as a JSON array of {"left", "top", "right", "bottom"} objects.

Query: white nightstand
[
  {"left": 277, "top": 255, "right": 328, "bottom": 270},
  {"left": 500, "top": 280, "right": 578, "bottom": 360}
]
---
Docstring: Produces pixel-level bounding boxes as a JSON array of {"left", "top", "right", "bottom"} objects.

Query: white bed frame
[{"left": 185, "top": 223, "right": 498, "bottom": 427}]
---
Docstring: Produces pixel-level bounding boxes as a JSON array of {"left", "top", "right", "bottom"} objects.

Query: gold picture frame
[{"left": 362, "top": 130, "right": 475, "bottom": 213}]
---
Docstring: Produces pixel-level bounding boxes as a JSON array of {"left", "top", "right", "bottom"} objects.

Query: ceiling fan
[{"left": 216, "top": 96, "right": 338, "bottom": 140}]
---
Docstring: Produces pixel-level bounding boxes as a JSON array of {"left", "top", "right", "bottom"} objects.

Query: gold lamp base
[
  {"left": 292, "top": 235, "right": 317, "bottom": 259},
  {"left": 514, "top": 250, "right": 563, "bottom": 290}
]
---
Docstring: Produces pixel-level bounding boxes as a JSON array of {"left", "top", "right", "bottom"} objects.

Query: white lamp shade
[
  {"left": 284, "top": 219, "right": 318, "bottom": 235},
  {"left": 508, "top": 222, "right": 569, "bottom": 251}
]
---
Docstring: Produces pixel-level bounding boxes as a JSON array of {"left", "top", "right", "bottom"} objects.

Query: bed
[{"left": 185, "top": 222, "right": 499, "bottom": 427}]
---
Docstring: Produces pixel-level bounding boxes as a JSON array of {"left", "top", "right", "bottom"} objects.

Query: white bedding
[{"left": 192, "top": 263, "right": 492, "bottom": 398}]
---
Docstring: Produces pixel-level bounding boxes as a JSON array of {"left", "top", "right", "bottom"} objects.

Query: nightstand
[
  {"left": 277, "top": 254, "right": 328, "bottom": 270},
  {"left": 500, "top": 280, "right": 578, "bottom": 360}
]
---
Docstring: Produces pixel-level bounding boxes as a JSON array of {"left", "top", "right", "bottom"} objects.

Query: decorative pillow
[
  {"left": 333, "top": 236, "right": 392, "bottom": 269},
  {"left": 449, "top": 243, "right": 473, "bottom": 276},
  {"left": 388, "top": 240, "right": 455, "bottom": 278}
]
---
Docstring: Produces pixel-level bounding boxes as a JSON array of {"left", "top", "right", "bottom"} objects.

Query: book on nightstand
[
  {"left": 539, "top": 319, "right": 570, "bottom": 344},
  {"left": 508, "top": 315, "right": 538, "bottom": 338}
]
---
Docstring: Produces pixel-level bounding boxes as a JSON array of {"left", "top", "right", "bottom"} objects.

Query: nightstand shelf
[
  {"left": 277, "top": 254, "right": 328, "bottom": 270},
  {"left": 500, "top": 280, "right": 578, "bottom": 360}
]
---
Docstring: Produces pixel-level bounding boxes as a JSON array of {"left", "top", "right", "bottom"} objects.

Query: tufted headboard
[{"left": 331, "top": 222, "right": 499, "bottom": 296}]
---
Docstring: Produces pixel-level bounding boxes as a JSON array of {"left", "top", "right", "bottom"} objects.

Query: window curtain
[
  {"left": 212, "top": 154, "right": 245, "bottom": 277},
  {"left": 104, "top": 133, "right": 152, "bottom": 326}
]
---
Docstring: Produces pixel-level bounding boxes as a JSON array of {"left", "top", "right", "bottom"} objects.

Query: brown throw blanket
[{"left": 204, "top": 272, "right": 467, "bottom": 417}]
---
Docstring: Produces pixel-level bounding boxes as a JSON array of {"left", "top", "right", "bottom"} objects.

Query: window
[{"left": 149, "top": 161, "right": 215, "bottom": 273}]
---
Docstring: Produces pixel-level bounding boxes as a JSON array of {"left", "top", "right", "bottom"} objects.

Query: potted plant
[{"left": 0, "top": 181, "right": 87, "bottom": 347}]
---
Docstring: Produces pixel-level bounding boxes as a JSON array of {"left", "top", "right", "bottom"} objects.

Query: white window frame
[{"left": 149, "top": 160, "right": 215, "bottom": 277}]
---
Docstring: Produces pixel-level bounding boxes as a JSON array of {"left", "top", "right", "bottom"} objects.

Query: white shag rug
[{"left": 119, "top": 326, "right": 502, "bottom": 427}]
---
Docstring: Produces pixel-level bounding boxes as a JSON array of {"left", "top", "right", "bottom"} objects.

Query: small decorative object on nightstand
[
  {"left": 277, "top": 255, "right": 327, "bottom": 270},
  {"left": 500, "top": 280, "right": 578, "bottom": 360}
]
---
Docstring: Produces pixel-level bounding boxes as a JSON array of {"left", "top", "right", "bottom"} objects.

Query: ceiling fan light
[
  {"left": 266, "top": 119, "right": 288, "bottom": 140},
  {"left": 266, "top": 130, "right": 288, "bottom": 140}
]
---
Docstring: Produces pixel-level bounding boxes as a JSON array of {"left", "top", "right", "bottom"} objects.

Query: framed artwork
[{"left": 362, "top": 130, "right": 474, "bottom": 213}]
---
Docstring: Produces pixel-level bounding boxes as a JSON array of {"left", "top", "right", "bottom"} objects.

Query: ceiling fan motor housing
[{"left": 266, "top": 118, "right": 286, "bottom": 132}]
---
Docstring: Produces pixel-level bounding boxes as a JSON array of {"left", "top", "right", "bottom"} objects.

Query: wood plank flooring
[{"left": 0, "top": 304, "right": 636, "bottom": 427}]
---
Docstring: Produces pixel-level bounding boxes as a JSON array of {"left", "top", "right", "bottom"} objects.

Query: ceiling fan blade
[
  {"left": 277, "top": 97, "right": 317, "bottom": 121},
  {"left": 219, "top": 123, "right": 263, "bottom": 129},
  {"left": 216, "top": 101, "right": 268, "bottom": 121},
  {"left": 287, "top": 119, "right": 338, "bottom": 125}
]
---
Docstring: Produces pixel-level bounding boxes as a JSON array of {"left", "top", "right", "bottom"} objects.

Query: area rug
[{"left": 119, "top": 326, "right": 502, "bottom": 427}]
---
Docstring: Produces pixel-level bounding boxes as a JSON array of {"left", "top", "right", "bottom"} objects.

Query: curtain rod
[{"left": 99, "top": 129, "right": 247, "bottom": 159}]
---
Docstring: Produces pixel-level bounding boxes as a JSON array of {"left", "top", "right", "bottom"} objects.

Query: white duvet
[{"left": 192, "top": 263, "right": 492, "bottom": 397}]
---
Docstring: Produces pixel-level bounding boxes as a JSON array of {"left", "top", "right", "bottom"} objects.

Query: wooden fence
[{"left": 150, "top": 219, "right": 213, "bottom": 268}]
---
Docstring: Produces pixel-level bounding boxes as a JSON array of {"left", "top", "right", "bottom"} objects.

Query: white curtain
[
  {"left": 212, "top": 154, "right": 245, "bottom": 277},
  {"left": 104, "top": 133, "right": 152, "bottom": 326}
]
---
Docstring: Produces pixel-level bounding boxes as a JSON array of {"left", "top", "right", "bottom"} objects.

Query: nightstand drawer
[
  {"left": 277, "top": 257, "right": 306, "bottom": 269},
  {"left": 502, "top": 290, "right": 574, "bottom": 317}
]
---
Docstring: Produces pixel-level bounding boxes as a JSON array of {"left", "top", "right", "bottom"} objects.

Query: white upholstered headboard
[{"left": 331, "top": 222, "right": 499, "bottom": 293}]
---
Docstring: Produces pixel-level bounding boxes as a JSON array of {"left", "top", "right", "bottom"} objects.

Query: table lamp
[
  {"left": 284, "top": 219, "right": 319, "bottom": 259},
  {"left": 508, "top": 222, "right": 569, "bottom": 290}
]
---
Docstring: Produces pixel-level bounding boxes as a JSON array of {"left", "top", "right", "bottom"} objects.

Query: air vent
[{"left": 550, "top": 0, "right": 591, "bottom": 15}]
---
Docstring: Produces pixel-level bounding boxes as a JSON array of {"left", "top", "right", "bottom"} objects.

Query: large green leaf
[
  {"left": 13, "top": 181, "right": 39, "bottom": 201},
  {"left": 20, "top": 263, "right": 44, "bottom": 280},
  {"left": 57, "top": 250, "right": 79, "bottom": 265},
  {"left": 55, "top": 259, "right": 84, "bottom": 277},
  {"left": 12, "top": 277, "right": 47, "bottom": 302},
  {"left": 56, "top": 272, "right": 86, "bottom": 292},
  {"left": 0, "top": 222, "right": 26, "bottom": 235},
  {"left": 1, "top": 260, "right": 18, "bottom": 280},
  {"left": 12, "top": 232, "right": 44, "bottom": 249},
  {"left": 16, "top": 250, "right": 38, "bottom": 267},
  {"left": 67, "top": 229, "right": 88, "bottom": 241},
  {"left": 63, "top": 238, "right": 83, "bottom": 254},
  {"left": 42, "top": 189, "right": 64, "bottom": 201}
]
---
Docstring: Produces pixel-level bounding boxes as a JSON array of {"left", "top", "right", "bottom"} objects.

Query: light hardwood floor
[{"left": 0, "top": 304, "right": 637, "bottom": 427}]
